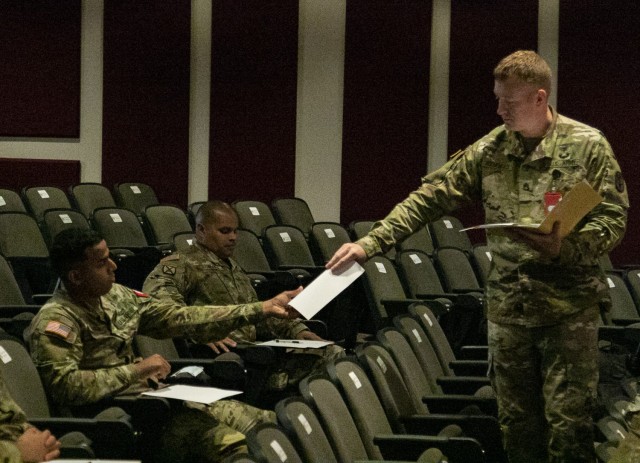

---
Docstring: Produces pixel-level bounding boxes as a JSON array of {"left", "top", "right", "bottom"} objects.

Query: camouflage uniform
[
  {"left": 0, "top": 373, "right": 31, "bottom": 463},
  {"left": 357, "top": 109, "right": 629, "bottom": 462},
  {"left": 143, "top": 243, "right": 344, "bottom": 387},
  {"left": 26, "top": 283, "right": 277, "bottom": 461}
]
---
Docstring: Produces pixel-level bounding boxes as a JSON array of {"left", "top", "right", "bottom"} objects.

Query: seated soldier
[
  {"left": 143, "top": 200, "right": 344, "bottom": 388},
  {"left": 26, "top": 228, "right": 302, "bottom": 462},
  {"left": 0, "top": 371, "right": 60, "bottom": 463}
]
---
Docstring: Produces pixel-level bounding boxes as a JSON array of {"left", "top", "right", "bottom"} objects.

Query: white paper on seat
[
  {"left": 258, "top": 339, "right": 334, "bottom": 349},
  {"left": 142, "top": 384, "right": 242, "bottom": 404},
  {"left": 288, "top": 261, "right": 364, "bottom": 319}
]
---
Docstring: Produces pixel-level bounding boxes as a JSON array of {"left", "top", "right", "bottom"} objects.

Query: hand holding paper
[{"left": 288, "top": 261, "right": 365, "bottom": 319}]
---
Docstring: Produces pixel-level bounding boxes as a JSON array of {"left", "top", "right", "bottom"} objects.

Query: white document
[
  {"left": 288, "top": 261, "right": 365, "bottom": 319},
  {"left": 257, "top": 339, "right": 334, "bottom": 349},
  {"left": 142, "top": 384, "right": 242, "bottom": 404}
]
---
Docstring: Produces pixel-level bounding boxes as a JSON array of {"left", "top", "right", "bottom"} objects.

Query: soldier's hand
[
  {"left": 326, "top": 243, "right": 367, "bottom": 272},
  {"left": 296, "top": 330, "right": 324, "bottom": 341},
  {"left": 17, "top": 427, "right": 61, "bottom": 462},
  {"left": 134, "top": 354, "right": 171, "bottom": 381},
  {"left": 506, "top": 221, "right": 562, "bottom": 259},
  {"left": 208, "top": 337, "right": 237, "bottom": 354},
  {"left": 263, "top": 287, "right": 303, "bottom": 319}
]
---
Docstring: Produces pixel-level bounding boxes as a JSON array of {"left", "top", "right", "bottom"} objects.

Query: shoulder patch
[
  {"left": 44, "top": 320, "right": 77, "bottom": 343},
  {"left": 162, "top": 265, "right": 176, "bottom": 275}
]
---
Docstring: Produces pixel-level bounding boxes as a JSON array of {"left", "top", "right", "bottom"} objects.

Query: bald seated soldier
[
  {"left": 143, "top": 200, "right": 344, "bottom": 389},
  {"left": 26, "top": 227, "right": 302, "bottom": 462}
]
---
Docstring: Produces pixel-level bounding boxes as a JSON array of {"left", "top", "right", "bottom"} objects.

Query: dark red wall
[
  {"left": 102, "top": 0, "right": 191, "bottom": 208},
  {"left": 209, "top": 0, "right": 299, "bottom": 204},
  {"left": 340, "top": 0, "right": 432, "bottom": 226},
  {"left": 0, "top": 0, "right": 81, "bottom": 137}
]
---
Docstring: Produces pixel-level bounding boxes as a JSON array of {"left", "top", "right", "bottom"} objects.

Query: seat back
[
  {"left": 396, "top": 250, "right": 446, "bottom": 298},
  {"left": 233, "top": 200, "right": 276, "bottom": 238},
  {"left": 42, "top": 208, "right": 91, "bottom": 247},
  {"left": 299, "top": 374, "right": 369, "bottom": 462},
  {"left": 396, "top": 225, "right": 435, "bottom": 255},
  {"left": 172, "top": 231, "right": 196, "bottom": 254},
  {"left": 606, "top": 272, "right": 640, "bottom": 323},
  {"left": 377, "top": 327, "right": 437, "bottom": 399},
  {"left": 408, "top": 304, "right": 457, "bottom": 376},
  {"left": 361, "top": 255, "right": 408, "bottom": 328},
  {"left": 0, "top": 212, "right": 50, "bottom": 258},
  {"left": 309, "top": 222, "right": 351, "bottom": 264},
  {"left": 134, "top": 335, "right": 180, "bottom": 360},
  {"left": 271, "top": 198, "right": 315, "bottom": 237},
  {"left": 262, "top": 225, "right": 315, "bottom": 269},
  {"left": 69, "top": 183, "right": 117, "bottom": 218},
  {"left": 92, "top": 207, "right": 149, "bottom": 248},
  {"left": 235, "top": 229, "right": 272, "bottom": 274},
  {"left": 355, "top": 342, "right": 426, "bottom": 431},
  {"left": 0, "top": 189, "right": 27, "bottom": 213},
  {"left": 22, "top": 186, "right": 72, "bottom": 223},
  {"left": 246, "top": 422, "right": 304, "bottom": 463},
  {"left": 428, "top": 216, "right": 473, "bottom": 252},
  {"left": 275, "top": 397, "right": 338, "bottom": 463},
  {"left": 394, "top": 314, "right": 447, "bottom": 385},
  {"left": 113, "top": 182, "right": 159, "bottom": 216},
  {"left": 0, "top": 337, "right": 51, "bottom": 417},
  {"left": 471, "top": 244, "right": 492, "bottom": 287},
  {"left": 143, "top": 204, "right": 193, "bottom": 246},
  {"left": 327, "top": 358, "right": 396, "bottom": 459},
  {"left": 625, "top": 268, "right": 640, "bottom": 310},
  {"left": 433, "top": 247, "right": 481, "bottom": 292},
  {"left": 0, "top": 254, "right": 27, "bottom": 305}
]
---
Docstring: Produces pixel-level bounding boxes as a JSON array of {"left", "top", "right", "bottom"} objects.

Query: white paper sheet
[
  {"left": 288, "top": 261, "right": 365, "bottom": 319},
  {"left": 257, "top": 339, "right": 334, "bottom": 349},
  {"left": 142, "top": 384, "right": 242, "bottom": 404}
]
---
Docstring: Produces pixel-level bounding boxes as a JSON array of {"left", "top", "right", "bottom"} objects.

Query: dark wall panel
[
  {"left": 448, "top": 0, "right": 538, "bottom": 239},
  {"left": 0, "top": 158, "right": 80, "bottom": 192},
  {"left": 558, "top": 0, "right": 640, "bottom": 265},
  {"left": 209, "top": 0, "right": 298, "bottom": 204},
  {"left": 103, "top": 0, "right": 191, "bottom": 208},
  {"left": 0, "top": 0, "right": 81, "bottom": 137},
  {"left": 341, "top": 1, "right": 432, "bottom": 225}
]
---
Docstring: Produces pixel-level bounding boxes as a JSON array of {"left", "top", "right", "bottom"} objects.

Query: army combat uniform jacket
[
  {"left": 0, "top": 373, "right": 31, "bottom": 462},
  {"left": 26, "top": 284, "right": 267, "bottom": 409},
  {"left": 358, "top": 109, "right": 628, "bottom": 327},
  {"left": 143, "top": 243, "right": 308, "bottom": 342}
]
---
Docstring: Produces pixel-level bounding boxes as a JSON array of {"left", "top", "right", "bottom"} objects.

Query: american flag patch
[{"left": 45, "top": 321, "right": 73, "bottom": 339}]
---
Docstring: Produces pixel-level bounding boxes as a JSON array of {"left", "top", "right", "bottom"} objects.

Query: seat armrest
[
  {"left": 436, "top": 376, "right": 491, "bottom": 395},
  {"left": 449, "top": 359, "right": 489, "bottom": 377},
  {"left": 422, "top": 394, "right": 498, "bottom": 417}
]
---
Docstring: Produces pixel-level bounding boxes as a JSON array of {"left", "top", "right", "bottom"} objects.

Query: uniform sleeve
[
  {"left": 27, "top": 310, "right": 139, "bottom": 407},
  {"left": 358, "top": 149, "right": 482, "bottom": 257},
  {"left": 0, "top": 374, "right": 30, "bottom": 442},
  {"left": 556, "top": 137, "right": 629, "bottom": 264},
  {"left": 0, "top": 440, "right": 22, "bottom": 462},
  {"left": 142, "top": 255, "right": 190, "bottom": 306},
  {"left": 137, "top": 293, "right": 267, "bottom": 343}
]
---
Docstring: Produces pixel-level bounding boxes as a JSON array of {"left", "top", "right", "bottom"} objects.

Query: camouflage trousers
[
  {"left": 157, "top": 399, "right": 275, "bottom": 463},
  {"left": 268, "top": 344, "right": 345, "bottom": 389},
  {"left": 488, "top": 306, "right": 599, "bottom": 463}
]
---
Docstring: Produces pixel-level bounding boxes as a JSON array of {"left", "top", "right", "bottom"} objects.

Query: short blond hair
[{"left": 493, "top": 50, "right": 552, "bottom": 94}]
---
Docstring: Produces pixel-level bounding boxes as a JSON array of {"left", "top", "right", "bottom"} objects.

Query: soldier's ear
[{"left": 68, "top": 268, "right": 83, "bottom": 287}]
